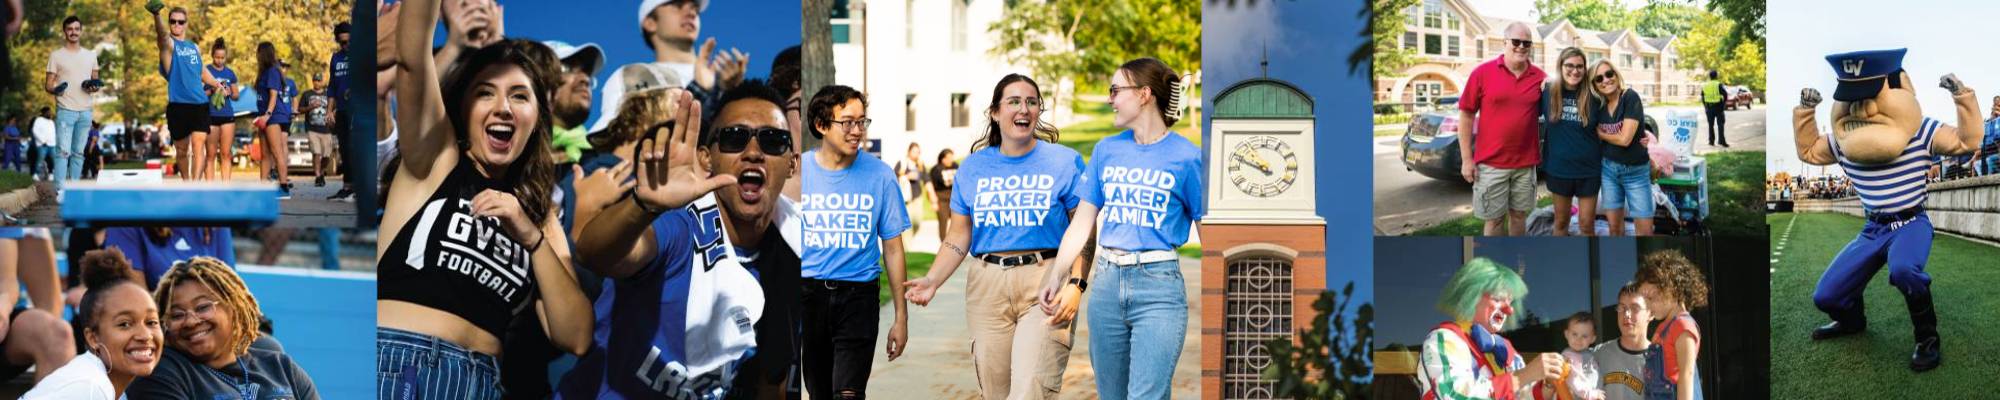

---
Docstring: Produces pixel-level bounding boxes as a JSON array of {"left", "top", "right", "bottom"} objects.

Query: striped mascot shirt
[{"left": 1829, "top": 117, "right": 1939, "bottom": 214}]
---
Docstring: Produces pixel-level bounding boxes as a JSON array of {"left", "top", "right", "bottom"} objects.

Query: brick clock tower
[{"left": 1200, "top": 78, "right": 1328, "bottom": 399}]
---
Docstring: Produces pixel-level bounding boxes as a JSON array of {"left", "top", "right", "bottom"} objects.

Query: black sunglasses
[
  {"left": 1508, "top": 39, "right": 1533, "bottom": 48},
  {"left": 713, "top": 126, "right": 792, "bottom": 155},
  {"left": 1595, "top": 72, "right": 1618, "bottom": 83},
  {"left": 170, "top": 19, "right": 188, "bottom": 25}
]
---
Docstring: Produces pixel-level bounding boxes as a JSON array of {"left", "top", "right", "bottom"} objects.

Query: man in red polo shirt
[{"left": 1458, "top": 22, "right": 1545, "bottom": 236}]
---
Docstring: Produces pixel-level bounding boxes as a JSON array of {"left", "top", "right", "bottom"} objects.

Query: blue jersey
[
  {"left": 557, "top": 196, "right": 761, "bottom": 400},
  {"left": 1080, "top": 130, "right": 1205, "bottom": 251},
  {"left": 259, "top": 69, "right": 295, "bottom": 124},
  {"left": 800, "top": 150, "right": 910, "bottom": 282},
  {"left": 102, "top": 227, "right": 236, "bottom": 289},
  {"left": 162, "top": 39, "right": 207, "bottom": 105},
  {"left": 1830, "top": 117, "right": 1936, "bottom": 213},
  {"left": 208, "top": 65, "right": 237, "bottom": 117},
  {"left": 952, "top": 142, "right": 1087, "bottom": 254},
  {"left": 328, "top": 50, "right": 351, "bottom": 105}
]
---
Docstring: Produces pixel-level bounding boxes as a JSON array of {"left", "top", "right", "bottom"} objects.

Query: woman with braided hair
[{"left": 128, "top": 257, "right": 318, "bottom": 399}]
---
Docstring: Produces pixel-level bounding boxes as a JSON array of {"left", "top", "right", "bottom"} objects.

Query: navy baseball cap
[{"left": 1825, "top": 48, "right": 1907, "bottom": 101}]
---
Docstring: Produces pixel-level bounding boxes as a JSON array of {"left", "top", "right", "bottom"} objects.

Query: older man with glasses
[{"left": 1457, "top": 22, "right": 1546, "bottom": 236}]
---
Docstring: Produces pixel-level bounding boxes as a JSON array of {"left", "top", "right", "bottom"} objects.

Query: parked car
[
  {"left": 1726, "top": 86, "right": 1756, "bottom": 110},
  {"left": 1402, "top": 111, "right": 1656, "bottom": 183}
]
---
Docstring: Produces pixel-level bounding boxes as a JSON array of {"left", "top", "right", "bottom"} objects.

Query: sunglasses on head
[
  {"left": 713, "top": 126, "right": 792, "bottom": 154},
  {"left": 1508, "top": 39, "right": 1533, "bottom": 48}
]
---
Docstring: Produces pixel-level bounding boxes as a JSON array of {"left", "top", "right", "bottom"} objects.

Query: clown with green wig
[{"left": 1418, "top": 257, "right": 1567, "bottom": 400}]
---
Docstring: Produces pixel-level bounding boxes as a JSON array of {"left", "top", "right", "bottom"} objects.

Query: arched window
[{"left": 1224, "top": 253, "right": 1294, "bottom": 399}]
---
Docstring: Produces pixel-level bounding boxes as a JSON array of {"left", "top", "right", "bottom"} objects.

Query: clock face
[{"left": 1225, "top": 135, "right": 1299, "bottom": 197}]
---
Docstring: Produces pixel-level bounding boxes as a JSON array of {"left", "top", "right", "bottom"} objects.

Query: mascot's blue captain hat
[{"left": 1825, "top": 48, "right": 1907, "bottom": 102}]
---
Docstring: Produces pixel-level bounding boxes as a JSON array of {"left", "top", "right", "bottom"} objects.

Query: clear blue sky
[
  {"left": 1765, "top": 0, "right": 1995, "bottom": 175},
  {"left": 1202, "top": 0, "right": 1372, "bottom": 369},
  {"left": 437, "top": 1, "right": 802, "bottom": 129}
]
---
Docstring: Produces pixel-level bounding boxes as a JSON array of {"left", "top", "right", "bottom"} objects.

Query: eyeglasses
[
  {"left": 829, "top": 118, "right": 871, "bottom": 131},
  {"left": 1108, "top": 85, "right": 1143, "bottom": 98},
  {"left": 1595, "top": 72, "right": 1618, "bottom": 83},
  {"left": 1561, "top": 63, "right": 1586, "bottom": 71},
  {"left": 170, "top": 19, "right": 188, "bottom": 25},
  {"left": 167, "top": 300, "right": 219, "bottom": 325},
  {"left": 1002, "top": 96, "right": 1045, "bottom": 112},
  {"left": 714, "top": 126, "right": 792, "bottom": 154},
  {"left": 1508, "top": 39, "right": 1533, "bottom": 48}
]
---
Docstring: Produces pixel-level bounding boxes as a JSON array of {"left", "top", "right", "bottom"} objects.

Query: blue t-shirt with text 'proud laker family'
[
  {"left": 1081, "top": 130, "right": 1205, "bottom": 252},
  {"left": 801, "top": 150, "right": 910, "bottom": 282},
  {"left": 952, "top": 142, "right": 1087, "bottom": 254}
]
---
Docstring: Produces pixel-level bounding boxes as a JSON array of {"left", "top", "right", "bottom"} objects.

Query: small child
[
  {"left": 1557, "top": 312, "right": 1606, "bottom": 400},
  {"left": 1635, "top": 250, "right": 1710, "bottom": 400}
]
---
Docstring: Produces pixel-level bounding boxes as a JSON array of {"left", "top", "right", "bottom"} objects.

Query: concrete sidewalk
[{"left": 861, "top": 251, "right": 1203, "bottom": 399}]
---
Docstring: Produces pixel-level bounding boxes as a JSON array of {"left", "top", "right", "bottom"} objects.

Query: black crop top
[{"left": 380, "top": 160, "right": 538, "bottom": 339}]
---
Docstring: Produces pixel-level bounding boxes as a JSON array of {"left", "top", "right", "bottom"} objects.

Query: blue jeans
[
  {"left": 1599, "top": 159, "right": 1654, "bottom": 218},
  {"left": 54, "top": 108, "right": 90, "bottom": 186},
  {"left": 377, "top": 327, "right": 503, "bottom": 400},
  {"left": 1984, "top": 154, "right": 1999, "bottom": 175},
  {"left": 32, "top": 145, "right": 53, "bottom": 178},
  {"left": 1086, "top": 256, "right": 1187, "bottom": 400}
]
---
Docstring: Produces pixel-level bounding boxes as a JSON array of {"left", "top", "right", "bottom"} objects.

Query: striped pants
[{"left": 378, "top": 327, "right": 504, "bottom": 400}]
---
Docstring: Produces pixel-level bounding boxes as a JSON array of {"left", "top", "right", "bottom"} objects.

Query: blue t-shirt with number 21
[
  {"left": 801, "top": 150, "right": 911, "bottom": 282},
  {"left": 1081, "top": 130, "right": 1205, "bottom": 252}
]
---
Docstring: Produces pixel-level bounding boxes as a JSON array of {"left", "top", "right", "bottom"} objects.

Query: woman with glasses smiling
[
  {"left": 903, "top": 73, "right": 1087, "bottom": 399},
  {"left": 1542, "top": 47, "right": 1602, "bottom": 236},
  {"left": 128, "top": 257, "right": 319, "bottom": 399}
]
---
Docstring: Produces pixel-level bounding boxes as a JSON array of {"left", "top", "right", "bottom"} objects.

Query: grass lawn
[
  {"left": 1374, "top": 127, "right": 1405, "bottom": 137},
  {"left": 1057, "top": 103, "right": 1202, "bottom": 162},
  {"left": 1177, "top": 244, "right": 1201, "bottom": 261},
  {"left": 1769, "top": 212, "right": 2000, "bottom": 398},
  {"left": 0, "top": 171, "right": 29, "bottom": 193},
  {"left": 881, "top": 251, "right": 937, "bottom": 305},
  {"left": 1406, "top": 150, "right": 1767, "bottom": 236}
]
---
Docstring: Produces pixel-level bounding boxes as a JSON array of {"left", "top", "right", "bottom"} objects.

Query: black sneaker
[
  {"left": 315, "top": 176, "right": 326, "bottom": 187},
  {"left": 1810, "top": 320, "right": 1865, "bottom": 340},
  {"left": 1911, "top": 336, "right": 1942, "bottom": 372},
  {"left": 278, "top": 183, "right": 293, "bottom": 200},
  {"left": 327, "top": 187, "right": 354, "bottom": 201}
]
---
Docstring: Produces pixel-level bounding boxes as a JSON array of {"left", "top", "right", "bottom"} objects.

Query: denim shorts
[
  {"left": 1599, "top": 159, "right": 1654, "bottom": 218},
  {"left": 377, "top": 327, "right": 503, "bottom": 400}
]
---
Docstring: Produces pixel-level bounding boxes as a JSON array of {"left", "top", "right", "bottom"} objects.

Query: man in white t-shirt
[
  {"left": 31, "top": 108, "right": 55, "bottom": 181},
  {"left": 45, "top": 15, "right": 100, "bottom": 189},
  {"left": 590, "top": 0, "right": 748, "bottom": 133}
]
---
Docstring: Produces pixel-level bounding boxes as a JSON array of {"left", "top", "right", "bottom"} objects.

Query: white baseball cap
[
  {"left": 638, "top": 0, "right": 707, "bottom": 26},
  {"left": 542, "top": 40, "right": 605, "bottom": 77}
]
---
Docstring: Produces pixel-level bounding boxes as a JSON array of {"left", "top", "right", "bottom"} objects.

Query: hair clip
[{"left": 1166, "top": 73, "right": 1192, "bottom": 120}]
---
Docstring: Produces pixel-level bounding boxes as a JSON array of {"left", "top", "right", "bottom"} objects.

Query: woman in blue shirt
[
  {"left": 1541, "top": 47, "right": 1602, "bottom": 236},
  {"left": 903, "top": 73, "right": 1087, "bottom": 398},
  {"left": 205, "top": 39, "right": 239, "bottom": 181},
  {"left": 1042, "top": 57, "right": 1205, "bottom": 399},
  {"left": 254, "top": 42, "right": 295, "bottom": 198}
]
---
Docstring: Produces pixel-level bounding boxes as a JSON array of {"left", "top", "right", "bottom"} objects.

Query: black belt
[
  {"left": 804, "top": 278, "right": 876, "bottom": 291},
  {"left": 1866, "top": 206, "right": 1924, "bottom": 224},
  {"left": 978, "top": 250, "right": 1058, "bottom": 267}
]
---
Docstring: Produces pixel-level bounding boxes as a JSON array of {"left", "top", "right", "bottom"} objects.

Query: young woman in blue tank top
[{"left": 204, "top": 39, "right": 240, "bottom": 181}]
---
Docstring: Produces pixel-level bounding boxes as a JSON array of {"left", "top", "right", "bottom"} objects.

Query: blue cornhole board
[{"left": 60, "top": 182, "right": 280, "bottom": 227}]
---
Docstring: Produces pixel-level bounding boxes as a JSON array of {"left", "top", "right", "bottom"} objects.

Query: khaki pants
[{"left": 965, "top": 257, "right": 1075, "bottom": 399}]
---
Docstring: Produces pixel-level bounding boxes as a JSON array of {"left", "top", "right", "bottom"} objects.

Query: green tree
[
  {"left": 1368, "top": 0, "right": 1420, "bottom": 90},
  {"left": 1632, "top": 1, "right": 1703, "bottom": 39},
  {"left": 1533, "top": 0, "right": 1635, "bottom": 32},
  {"left": 988, "top": 0, "right": 1199, "bottom": 90},
  {"left": 1704, "top": 0, "right": 1763, "bottom": 51}
]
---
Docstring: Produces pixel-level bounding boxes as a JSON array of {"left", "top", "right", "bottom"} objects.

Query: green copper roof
[{"left": 1212, "top": 78, "right": 1313, "bottom": 119}]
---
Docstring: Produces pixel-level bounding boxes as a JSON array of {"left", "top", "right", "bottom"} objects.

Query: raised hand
[
  {"left": 1940, "top": 73, "right": 1965, "bottom": 95},
  {"left": 631, "top": 90, "right": 736, "bottom": 212},
  {"left": 1799, "top": 88, "right": 1822, "bottom": 109},
  {"left": 574, "top": 160, "right": 636, "bottom": 215},
  {"left": 692, "top": 38, "right": 719, "bottom": 90}
]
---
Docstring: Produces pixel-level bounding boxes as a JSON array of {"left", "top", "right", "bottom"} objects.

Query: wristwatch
[{"left": 1067, "top": 277, "right": 1087, "bottom": 292}]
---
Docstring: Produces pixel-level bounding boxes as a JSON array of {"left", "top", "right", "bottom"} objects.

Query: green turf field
[{"left": 1769, "top": 212, "right": 2000, "bottom": 397}]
